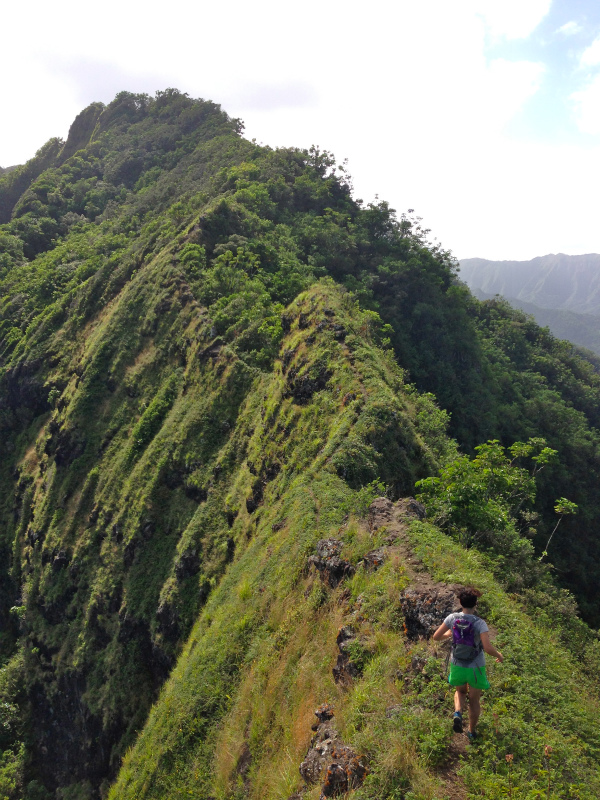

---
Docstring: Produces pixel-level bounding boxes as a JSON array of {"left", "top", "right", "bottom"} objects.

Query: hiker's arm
[
  {"left": 432, "top": 622, "right": 451, "bottom": 641},
  {"left": 480, "top": 632, "right": 503, "bottom": 662}
]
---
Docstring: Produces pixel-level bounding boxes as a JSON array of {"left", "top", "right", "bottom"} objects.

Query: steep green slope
[
  {"left": 3, "top": 92, "right": 600, "bottom": 614},
  {"left": 1, "top": 90, "right": 600, "bottom": 799},
  {"left": 1, "top": 274, "right": 449, "bottom": 798},
  {"left": 109, "top": 294, "right": 600, "bottom": 800},
  {"left": 108, "top": 282, "right": 451, "bottom": 800},
  {"left": 111, "top": 500, "right": 600, "bottom": 800}
]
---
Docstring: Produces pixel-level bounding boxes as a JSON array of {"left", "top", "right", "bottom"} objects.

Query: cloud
[
  {"left": 226, "top": 82, "right": 318, "bottom": 112},
  {"left": 557, "top": 20, "right": 584, "bottom": 36},
  {"left": 0, "top": 0, "right": 598, "bottom": 259},
  {"left": 43, "top": 56, "right": 174, "bottom": 105},
  {"left": 473, "top": 0, "right": 552, "bottom": 40},
  {"left": 580, "top": 36, "right": 600, "bottom": 67},
  {"left": 484, "top": 58, "right": 545, "bottom": 126},
  {"left": 571, "top": 73, "right": 600, "bottom": 133}
]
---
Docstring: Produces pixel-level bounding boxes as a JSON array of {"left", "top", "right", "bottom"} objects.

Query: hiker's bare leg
[
  {"left": 468, "top": 688, "right": 482, "bottom": 731},
  {"left": 454, "top": 685, "right": 467, "bottom": 714}
]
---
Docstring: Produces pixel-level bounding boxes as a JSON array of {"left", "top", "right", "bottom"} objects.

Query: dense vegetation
[
  {"left": 473, "top": 288, "right": 600, "bottom": 359},
  {"left": 0, "top": 90, "right": 599, "bottom": 799}
]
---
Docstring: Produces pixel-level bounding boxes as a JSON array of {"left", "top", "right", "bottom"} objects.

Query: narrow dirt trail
[
  {"left": 367, "top": 498, "right": 469, "bottom": 800},
  {"left": 300, "top": 497, "right": 473, "bottom": 800}
]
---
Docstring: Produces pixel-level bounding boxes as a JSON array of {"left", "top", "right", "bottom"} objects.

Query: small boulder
[
  {"left": 315, "top": 540, "right": 342, "bottom": 560},
  {"left": 332, "top": 654, "right": 360, "bottom": 685},
  {"left": 399, "top": 587, "right": 456, "bottom": 640},
  {"left": 363, "top": 548, "right": 386, "bottom": 570},
  {"left": 321, "top": 743, "right": 368, "bottom": 797},
  {"left": 300, "top": 728, "right": 336, "bottom": 784},
  {"left": 299, "top": 706, "right": 367, "bottom": 796},
  {"left": 315, "top": 703, "right": 335, "bottom": 723},
  {"left": 367, "top": 497, "right": 393, "bottom": 532},
  {"left": 336, "top": 626, "right": 356, "bottom": 651},
  {"left": 396, "top": 497, "right": 426, "bottom": 520},
  {"left": 411, "top": 655, "right": 427, "bottom": 672},
  {"left": 308, "top": 540, "right": 355, "bottom": 589},
  {"left": 332, "top": 626, "right": 360, "bottom": 685}
]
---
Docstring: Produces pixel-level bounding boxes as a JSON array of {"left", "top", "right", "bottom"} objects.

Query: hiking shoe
[
  {"left": 453, "top": 712, "right": 463, "bottom": 733},
  {"left": 467, "top": 730, "right": 478, "bottom": 742}
]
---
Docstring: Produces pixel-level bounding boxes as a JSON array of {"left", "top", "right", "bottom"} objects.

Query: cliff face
[{"left": 1, "top": 92, "right": 600, "bottom": 799}]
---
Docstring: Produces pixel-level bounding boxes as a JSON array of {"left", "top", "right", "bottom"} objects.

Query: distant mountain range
[{"left": 460, "top": 253, "right": 600, "bottom": 356}]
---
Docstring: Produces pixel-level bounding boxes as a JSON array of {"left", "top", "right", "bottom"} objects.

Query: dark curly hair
[{"left": 457, "top": 587, "right": 482, "bottom": 609}]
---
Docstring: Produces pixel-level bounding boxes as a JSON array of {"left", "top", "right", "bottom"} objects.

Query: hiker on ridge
[{"left": 432, "top": 587, "right": 503, "bottom": 740}]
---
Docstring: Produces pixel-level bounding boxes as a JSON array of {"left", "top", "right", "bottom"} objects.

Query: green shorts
[{"left": 448, "top": 664, "right": 490, "bottom": 690}]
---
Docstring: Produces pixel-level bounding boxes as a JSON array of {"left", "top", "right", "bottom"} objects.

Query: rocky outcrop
[
  {"left": 285, "top": 363, "right": 332, "bottom": 404},
  {"left": 29, "top": 672, "right": 121, "bottom": 793},
  {"left": 0, "top": 360, "right": 50, "bottom": 428},
  {"left": 399, "top": 587, "right": 456, "bottom": 640},
  {"left": 299, "top": 705, "right": 367, "bottom": 798},
  {"left": 308, "top": 540, "right": 354, "bottom": 588},
  {"left": 332, "top": 626, "right": 361, "bottom": 685},
  {"left": 363, "top": 547, "right": 386, "bottom": 570},
  {"left": 367, "top": 496, "right": 425, "bottom": 538},
  {"left": 367, "top": 496, "right": 394, "bottom": 531},
  {"left": 174, "top": 548, "right": 201, "bottom": 581}
]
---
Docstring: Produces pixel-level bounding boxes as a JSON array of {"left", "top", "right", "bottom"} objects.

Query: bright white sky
[{"left": 2, "top": 0, "right": 600, "bottom": 259}]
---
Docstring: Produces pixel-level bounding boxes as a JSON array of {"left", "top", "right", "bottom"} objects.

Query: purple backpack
[{"left": 452, "top": 616, "right": 481, "bottom": 661}]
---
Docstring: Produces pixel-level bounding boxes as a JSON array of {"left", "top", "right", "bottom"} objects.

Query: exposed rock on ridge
[{"left": 299, "top": 704, "right": 367, "bottom": 798}]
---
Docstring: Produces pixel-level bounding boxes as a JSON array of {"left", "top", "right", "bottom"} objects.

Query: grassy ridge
[
  {"left": 109, "top": 281, "right": 444, "bottom": 799},
  {"left": 3, "top": 275, "right": 449, "bottom": 797},
  {"left": 111, "top": 483, "right": 600, "bottom": 799},
  {"left": 110, "top": 287, "right": 600, "bottom": 800},
  {"left": 405, "top": 521, "right": 600, "bottom": 799}
]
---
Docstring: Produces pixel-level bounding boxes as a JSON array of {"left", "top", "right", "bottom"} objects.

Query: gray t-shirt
[{"left": 443, "top": 612, "right": 489, "bottom": 668}]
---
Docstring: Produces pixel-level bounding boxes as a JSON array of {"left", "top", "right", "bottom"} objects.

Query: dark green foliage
[
  {"left": 0, "top": 138, "right": 63, "bottom": 225},
  {"left": 129, "top": 373, "right": 180, "bottom": 459},
  {"left": 478, "top": 289, "right": 600, "bottom": 357},
  {"left": 416, "top": 438, "right": 560, "bottom": 588}
]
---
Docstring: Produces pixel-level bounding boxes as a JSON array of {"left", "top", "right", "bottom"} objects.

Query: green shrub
[{"left": 129, "top": 373, "right": 179, "bottom": 459}]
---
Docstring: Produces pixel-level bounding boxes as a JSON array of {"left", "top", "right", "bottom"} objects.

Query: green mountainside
[
  {"left": 1, "top": 91, "right": 600, "bottom": 799},
  {"left": 472, "top": 286, "right": 600, "bottom": 358}
]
